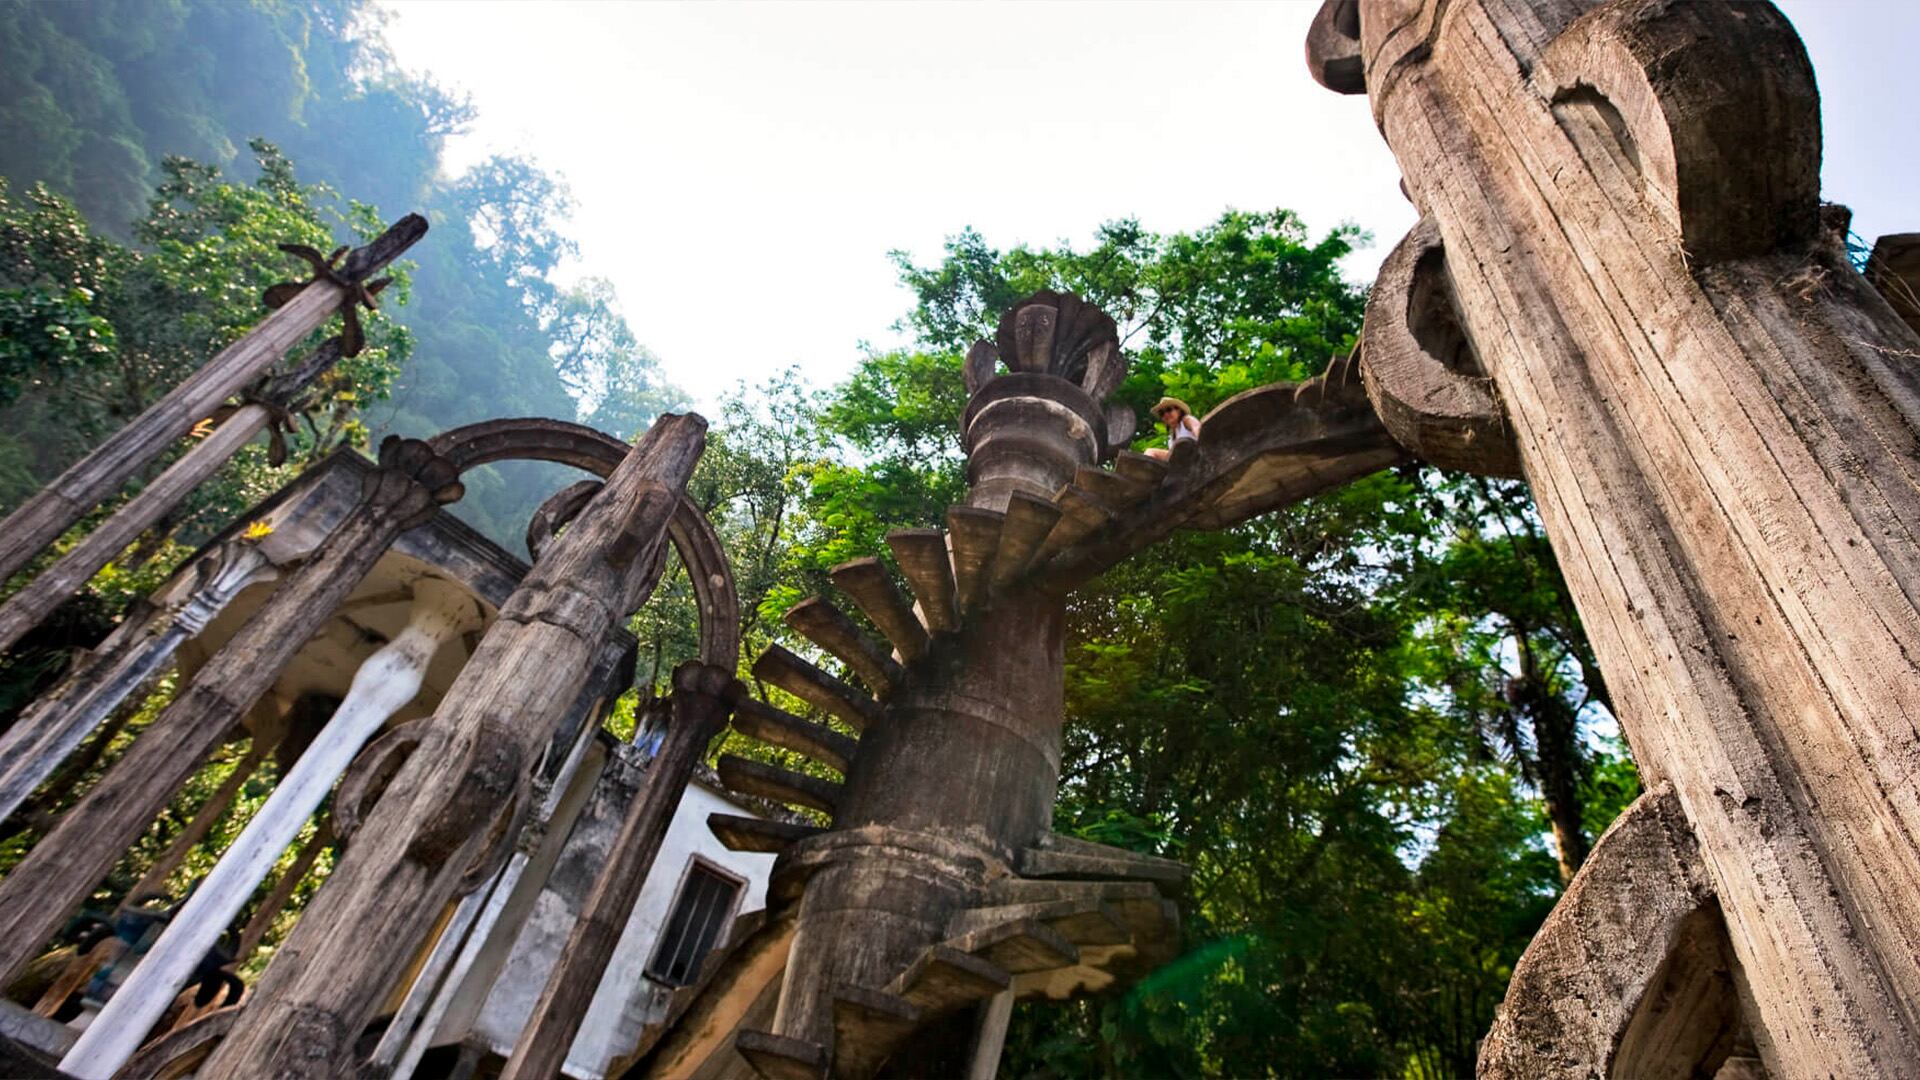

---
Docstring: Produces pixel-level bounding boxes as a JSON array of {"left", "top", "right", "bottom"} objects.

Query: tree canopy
[{"left": 0, "top": 0, "right": 683, "bottom": 542}]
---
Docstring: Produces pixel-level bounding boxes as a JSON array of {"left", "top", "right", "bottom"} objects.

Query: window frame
[{"left": 642, "top": 854, "right": 747, "bottom": 988}]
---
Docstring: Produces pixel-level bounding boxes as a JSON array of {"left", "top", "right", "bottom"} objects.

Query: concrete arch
[{"left": 427, "top": 417, "right": 738, "bottom": 670}]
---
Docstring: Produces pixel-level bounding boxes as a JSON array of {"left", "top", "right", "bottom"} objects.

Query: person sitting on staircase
[{"left": 1145, "top": 396, "right": 1201, "bottom": 460}]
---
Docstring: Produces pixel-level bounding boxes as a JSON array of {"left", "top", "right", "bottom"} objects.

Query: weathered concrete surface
[
  {"left": 1310, "top": 1, "right": 1920, "bottom": 1073},
  {"left": 768, "top": 590, "right": 1067, "bottom": 1059},
  {"left": 0, "top": 434, "right": 463, "bottom": 987},
  {"left": 704, "top": 297, "right": 1192, "bottom": 1079},
  {"left": 1480, "top": 784, "right": 1739, "bottom": 1078},
  {"left": 202, "top": 415, "right": 706, "bottom": 1078},
  {"left": 1867, "top": 233, "right": 1920, "bottom": 336},
  {"left": 0, "top": 215, "right": 425, "bottom": 588}
]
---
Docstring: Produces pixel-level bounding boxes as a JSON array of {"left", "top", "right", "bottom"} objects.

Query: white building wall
[
  {"left": 563, "top": 780, "right": 775, "bottom": 1077},
  {"left": 450, "top": 756, "right": 775, "bottom": 1080}
]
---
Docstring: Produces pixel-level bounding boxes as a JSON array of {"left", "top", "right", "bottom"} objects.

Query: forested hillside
[{"left": 0, "top": 0, "right": 678, "bottom": 542}]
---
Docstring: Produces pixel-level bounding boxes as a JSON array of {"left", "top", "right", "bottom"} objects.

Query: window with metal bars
[{"left": 644, "top": 858, "right": 744, "bottom": 987}]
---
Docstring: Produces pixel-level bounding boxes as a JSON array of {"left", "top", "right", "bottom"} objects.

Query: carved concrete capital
[
  {"left": 456, "top": 785, "right": 528, "bottom": 894},
  {"left": 1534, "top": 0, "right": 1819, "bottom": 263},
  {"left": 1480, "top": 784, "right": 1723, "bottom": 1079},
  {"left": 525, "top": 479, "right": 603, "bottom": 561},
  {"left": 333, "top": 719, "right": 428, "bottom": 843},
  {"left": 962, "top": 292, "right": 1134, "bottom": 510},
  {"left": 172, "top": 538, "right": 278, "bottom": 635},
  {"left": 1358, "top": 216, "right": 1521, "bottom": 477},
  {"left": 403, "top": 715, "right": 526, "bottom": 873},
  {"left": 1307, "top": 0, "right": 1820, "bottom": 263},
  {"left": 362, "top": 436, "right": 465, "bottom": 529}
]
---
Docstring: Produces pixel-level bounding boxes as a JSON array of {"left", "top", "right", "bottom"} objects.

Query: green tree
[
  {"left": 0, "top": 141, "right": 410, "bottom": 726},
  {"left": 1403, "top": 476, "right": 1623, "bottom": 883},
  {"left": 0, "top": 140, "right": 408, "bottom": 525},
  {"left": 548, "top": 277, "right": 677, "bottom": 441},
  {"left": 0, "top": 0, "right": 683, "bottom": 546},
  {"left": 711, "top": 209, "right": 1618, "bottom": 1076},
  {"left": 893, "top": 212, "right": 1366, "bottom": 433}
]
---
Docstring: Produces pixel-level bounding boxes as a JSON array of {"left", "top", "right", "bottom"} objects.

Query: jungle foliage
[
  {"left": 0, "top": 0, "right": 680, "bottom": 545},
  {"left": 0, "top": 0, "right": 673, "bottom": 992},
  {"left": 0, "top": 142, "right": 414, "bottom": 724}
]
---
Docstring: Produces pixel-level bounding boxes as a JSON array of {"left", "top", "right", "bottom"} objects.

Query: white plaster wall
[
  {"left": 563, "top": 780, "right": 774, "bottom": 1078},
  {"left": 451, "top": 759, "right": 777, "bottom": 1080},
  {"left": 434, "top": 741, "right": 609, "bottom": 1050}
]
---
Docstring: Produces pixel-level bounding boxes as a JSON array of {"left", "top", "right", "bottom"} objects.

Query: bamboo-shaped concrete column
[
  {"left": 201, "top": 413, "right": 707, "bottom": 1079},
  {"left": 1309, "top": 1, "right": 1920, "bottom": 1073},
  {"left": 0, "top": 215, "right": 425, "bottom": 588},
  {"left": 370, "top": 481, "right": 736, "bottom": 1078},
  {"left": 0, "top": 434, "right": 464, "bottom": 986},
  {"left": 501, "top": 661, "right": 740, "bottom": 1080},
  {"left": 61, "top": 577, "right": 480, "bottom": 1080},
  {"left": 0, "top": 537, "right": 275, "bottom": 824},
  {"left": 0, "top": 339, "right": 345, "bottom": 656},
  {"left": 368, "top": 640, "right": 631, "bottom": 1080}
]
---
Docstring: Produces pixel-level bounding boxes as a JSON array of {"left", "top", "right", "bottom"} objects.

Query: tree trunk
[{"left": 1508, "top": 659, "right": 1589, "bottom": 882}]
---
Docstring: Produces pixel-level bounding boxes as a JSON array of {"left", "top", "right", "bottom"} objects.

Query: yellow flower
[
  {"left": 241, "top": 520, "right": 276, "bottom": 541},
  {"left": 190, "top": 418, "right": 216, "bottom": 439}
]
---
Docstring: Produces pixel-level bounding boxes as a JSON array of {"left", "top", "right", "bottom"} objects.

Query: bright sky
[{"left": 380, "top": 0, "right": 1917, "bottom": 412}]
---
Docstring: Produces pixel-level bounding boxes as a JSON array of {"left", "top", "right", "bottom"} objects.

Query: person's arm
[{"left": 1181, "top": 415, "right": 1202, "bottom": 439}]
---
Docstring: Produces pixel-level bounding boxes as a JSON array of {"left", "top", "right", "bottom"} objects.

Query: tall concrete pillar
[
  {"left": 0, "top": 434, "right": 464, "bottom": 985},
  {"left": 1308, "top": 1, "right": 1920, "bottom": 1073},
  {"left": 201, "top": 414, "right": 707, "bottom": 1079},
  {"left": 0, "top": 538, "right": 274, "bottom": 824},
  {"left": 59, "top": 578, "right": 478, "bottom": 1079},
  {"left": 0, "top": 217, "right": 424, "bottom": 588}
]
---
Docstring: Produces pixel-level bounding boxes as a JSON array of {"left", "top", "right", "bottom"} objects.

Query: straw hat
[{"left": 1151, "top": 396, "right": 1191, "bottom": 420}]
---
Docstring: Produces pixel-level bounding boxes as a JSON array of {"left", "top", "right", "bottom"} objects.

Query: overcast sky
[{"left": 380, "top": 0, "right": 1916, "bottom": 412}]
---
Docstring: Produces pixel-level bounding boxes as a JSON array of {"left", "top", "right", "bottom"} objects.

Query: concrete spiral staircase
[{"left": 626, "top": 293, "right": 1399, "bottom": 1080}]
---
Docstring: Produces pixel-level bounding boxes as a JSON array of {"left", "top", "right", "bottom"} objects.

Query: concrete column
[
  {"left": 1307, "top": 1, "right": 1920, "bottom": 1071},
  {"left": 368, "top": 643, "right": 621, "bottom": 1080},
  {"left": 0, "top": 333, "right": 348, "bottom": 656},
  {"left": 0, "top": 539, "right": 274, "bottom": 824},
  {"left": 966, "top": 990, "right": 1015, "bottom": 1080},
  {"left": 203, "top": 413, "right": 705, "bottom": 1080},
  {"left": 0, "top": 404, "right": 269, "bottom": 656},
  {"left": 235, "top": 819, "right": 333, "bottom": 960},
  {"left": 0, "top": 435, "right": 464, "bottom": 986},
  {"left": 60, "top": 577, "right": 478, "bottom": 1080},
  {"left": 772, "top": 594, "right": 1065, "bottom": 1049},
  {"left": 0, "top": 216, "right": 425, "bottom": 588},
  {"left": 499, "top": 662, "right": 738, "bottom": 1080}
]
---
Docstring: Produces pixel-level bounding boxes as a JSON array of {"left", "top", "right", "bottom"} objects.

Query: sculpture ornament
[
  {"left": 363, "top": 435, "right": 465, "bottom": 530},
  {"left": 262, "top": 236, "right": 403, "bottom": 359},
  {"left": 330, "top": 417, "right": 743, "bottom": 888}
]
